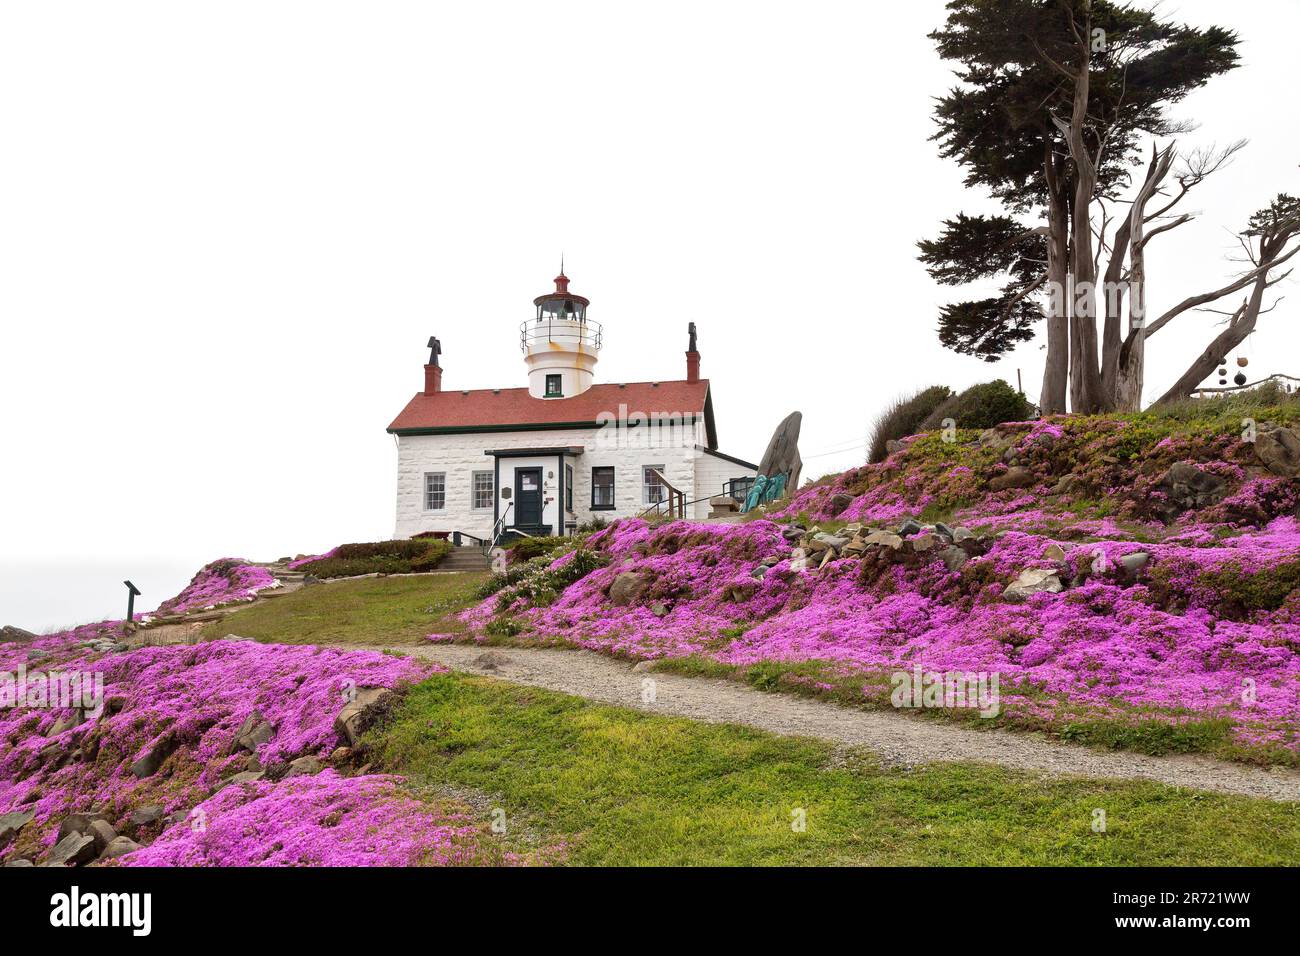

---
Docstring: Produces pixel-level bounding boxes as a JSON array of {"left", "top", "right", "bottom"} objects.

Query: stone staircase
[{"left": 438, "top": 546, "right": 493, "bottom": 572}]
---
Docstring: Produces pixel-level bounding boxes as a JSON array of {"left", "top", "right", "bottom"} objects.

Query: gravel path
[{"left": 378, "top": 643, "right": 1300, "bottom": 803}]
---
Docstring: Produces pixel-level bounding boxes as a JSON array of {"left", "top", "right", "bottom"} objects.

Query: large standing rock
[
  {"left": 334, "top": 687, "right": 397, "bottom": 747},
  {"left": 608, "top": 572, "right": 650, "bottom": 607},
  {"left": 756, "top": 411, "right": 803, "bottom": 492},
  {"left": 0, "top": 625, "right": 38, "bottom": 644},
  {"left": 1255, "top": 426, "right": 1300, "bottom": 477},
  {"left": 87, "top": 819, "right": 118, "bottom": 854},
  {"left": 1156, "top": 462, "right": 1228, "bottom": 518},
  {"left": 1003, "top": 568, "right": 1064, "bottom": 602},
  {"left": 129, "top": 805, "right": 165, "bottom": 828}
]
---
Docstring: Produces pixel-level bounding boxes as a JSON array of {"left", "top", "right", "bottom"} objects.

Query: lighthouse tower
[{"left": 522, "top": 270, "right": 603, "bottom": 398}]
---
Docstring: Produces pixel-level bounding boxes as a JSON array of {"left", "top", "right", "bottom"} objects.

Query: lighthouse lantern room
[{"left": 521, "top": 270, "right": 603, "bottom": 399}]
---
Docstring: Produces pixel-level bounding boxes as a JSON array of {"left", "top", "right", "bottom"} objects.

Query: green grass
[
  {"left": 373, "top": 673, "right": 1300, "bottom": 865},
  {"left": 194, "top": 572, "right": 487, "bottom": 646}
]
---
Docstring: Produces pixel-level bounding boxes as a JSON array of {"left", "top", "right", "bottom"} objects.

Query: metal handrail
[
  {"left": 638, "top": 481, "right": 745, "bottom": 520},
  {"left": 519, "top": 316, "right": 604, "bottom": 352},
  {"left": 489, "top": 502, "right": 514, "bottom": 550}
]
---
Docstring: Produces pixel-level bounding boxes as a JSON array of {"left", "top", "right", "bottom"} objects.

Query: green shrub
[
  {"left": 300, "top": 539, "right": 452, "bottom": 578},
  {"left": 492, "top": 548, "right": 610, "bottom": 610},
  {"left": 506, "top": 535, "right": 574, "bottom": 566},
  {"left": 868, "top": 385, "right": 953, "bottom": 463},
  {"left": 576, "top": 516, "right": 609, "bottom": 533},
  {"left": 920, "top": 379, "right": 1033, "bottom": 431}
]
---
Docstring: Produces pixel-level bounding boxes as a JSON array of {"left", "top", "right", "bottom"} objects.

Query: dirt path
[{"left": 373, "top": 643, "right": 1300, "bottom": 803}]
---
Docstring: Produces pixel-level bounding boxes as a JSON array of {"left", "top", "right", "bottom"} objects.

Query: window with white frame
[
  {"left": 471, "top": 471, "right": 494, "bottom": 510},
  {"left": 642, "top": 465, "right": 666, "bottom": 505},
  {"left": 424, "top": 472, "right": 446, "bottom": 511}
]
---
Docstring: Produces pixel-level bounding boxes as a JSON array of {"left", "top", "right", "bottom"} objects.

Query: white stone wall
[{"left": 393, "top": 420, "right": 755, "bottom": 540}]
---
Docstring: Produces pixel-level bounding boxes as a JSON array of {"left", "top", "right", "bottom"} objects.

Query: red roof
[{"left": 388, "top": 380, "right": 713, "bottom": 434}]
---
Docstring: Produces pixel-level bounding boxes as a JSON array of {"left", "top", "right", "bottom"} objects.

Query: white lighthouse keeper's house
[{"left": 387, "top": 270, "right": 758, "bottom": 543}]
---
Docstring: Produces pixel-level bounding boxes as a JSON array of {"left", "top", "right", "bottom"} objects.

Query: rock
[
  {"left": 0, "top": 810, "right": 35, "bottom": 848},
  {"left": 909, "top": 533, "right": 940, "bottom": 553},
  {"left": 608, "top": 571, "right": 650, "bottom": 607},
  {"left": 45, "top": 832, "right": 96, "bottom": 867},
  {"left": 471, "top": 651, "right": 511, "bottom": 671},
  {"left": 334, "top": 687, "right": 396, "bottom": 747},
  {"left": 220, "top": 771, "right": 265, "bottom": 790},
  {"left": 842, "top": 536, "right": 866, "bottom": 556},
  {"left": 57, "top": 812, "right": 107, "bottom": 842},
  {"left": 989, "top": 466, "right": 1036, "bottom": 491},
  {"left": 130, "top": 735, "right": 177, "bottom": 778},
  {"left": 0, "top": 625, "right": 38, "bottom": 643},
  {"left": 244, "top": 755, "right": 263, "bottom": 773},
  {"left": 951, "top": 526, "right": 974, "bottom": 542},
  {"left": 1119, "top": 552, "right": 1150, "bottom": 574},
  {"left": 98, "top": 837, "right": 141, "bottom": 861},
  {"left": 1255, "top": 426, "right": 1300, "bottom": 477},
  {"left": 1004, "top": 568, "right": 1063, "bottom": 602},
  {"left": 813, "top": 533, "right": 849, "bottom": 550},
  {"left": 897, "top": 518, "right": 923, "bottom": 537},
  {"left": 863, "top": 531, "right": 904, "bottom": 550},
  {"left": 286, "top": 756, "right": 323, "bottom": 778},
  {"left": 884, "top": 439, "right": 906, "bottom": 456},
  {"left": 3, "top": 858, "right": 34, "bottom": 867},
  {"left": 818, "top": 549, "right": 836, "bottom": 569},
  {"left": 827, "top": 492, "right": 853, "bottom": 515},
  {"left": 788, "top": 548, "right": 810, "bottom": 572},
  {"left": 1157, "top": 462, "right": 1228, "bottom": 517},
  {"left": 780, "top": 525, "right": 805, "bottom": 543},
  {"left": 933, "top": 522, "right": 955, "bottom": 540},
  {"left": 129, "top": 805, "right": 165, "bottom": 828},
  {"left": 938, "top": 546, "right": 969, "bottom": 572},
  {"left": 87, "top": 819, "right": 117, "bottom": 854},
  {"left": 27, "top": 649, "right": 50, "bottom": 661},
  {"left": 329, "top": 747, "right": 353, "bottom": 763},
  {"left": 1043, "top": 544, "right": 1067, "bottom": 562},
  {"left": 631, "top": 660, "right": 655, "bottom": 673},
  {"left": 760, "top": 554, "right": 782, "bottom": 567},
  {"left": 49, "top": 708, "right": 86, "bottom": 736},
  {"left": 235, "top": 711, "right": 275, "bottom": 753},
  {"left": 978, "top": 428, "right": 1019, "bottom": 453}
]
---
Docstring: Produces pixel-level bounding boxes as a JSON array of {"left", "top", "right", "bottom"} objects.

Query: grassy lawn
[
  {"left": 374, "top": 672, "right": 1300, "bottom": 866},
  {"left": 194, "top": 572, "right": 488, "bottom": 646}
]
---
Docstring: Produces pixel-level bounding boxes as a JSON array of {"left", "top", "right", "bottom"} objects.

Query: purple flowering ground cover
[
  {"left": 452, "top": 413, "right": 1300, "bottom": 764},
  {"left": 0, "top": 607, "right": 550, "bottom": 865}
]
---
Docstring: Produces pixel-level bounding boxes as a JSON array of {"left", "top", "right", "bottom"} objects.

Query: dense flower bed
[
  {"left": 458, "top": 514, "right": 1300, "bottom": 758},
  {"left": 121, "top": 770, "right": 523, "bottom": 867},
  {"left": 149, "top": 558, "right": 277, "bottom": 617},
  {"left": 0, "top": 629, "right": 441, "bottom": 863}
]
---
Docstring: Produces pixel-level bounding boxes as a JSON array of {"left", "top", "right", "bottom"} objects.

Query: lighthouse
[{"left": 521, "top": 270, "right": 603, "bottom": 398}]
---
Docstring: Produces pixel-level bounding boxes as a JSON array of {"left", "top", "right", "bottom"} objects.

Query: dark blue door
[{"left": 515, "top": 468, "right": 542, "bottom": 527}]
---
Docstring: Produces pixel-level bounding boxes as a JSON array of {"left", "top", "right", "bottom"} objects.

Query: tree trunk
[
  {"left": 1039, "top": 146, "right": 1069, "bottom": 415},
  {"left": 1154, "top": 270, "right": 1269, "bottom": 405}
]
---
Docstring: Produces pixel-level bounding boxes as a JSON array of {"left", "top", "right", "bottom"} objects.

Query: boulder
[
  {"left": 0, "top": 625, "right": 38, "bottom": 644},
  {"left": 608, "top": 572, "right": 650, "bottom": 607},
  {"left": 1043, "top": 544, "right": 1067, "bottom": 562},
  {"left": 813, "top": 533, "right": 850, "bottom": 550},
  {"left": 57, "top": 812, "right": 107, "bottom": 842},
  {"left": 129, "top": 734, "right": 177, "bottom": 778},
  {"left": 978, "top": 428, "right": 1019, "bottom": 453},
  {"left": 219, "top": 771, "right": 265, "bottom": 790},
  {"left": 938, "top": 546, "right": 969, "bottom": 572},
  {"left": 863, "top": 531, "right": 904, "bottom": 550},
  {"left": 0, "top": 810, "right": 35, "bottom": 849},
  {"left": 1157, "top": 462, "right": 1228, "bottom": 517},
  {"left": 49, "top": 708, "right": 86, "bottom": 736},
  {"left": 334, "top": 687, "right": 396, "bottom": 747},
  {"left": 98, "top": 837, "right": 141, "bottom": 861},
  {"left": 1004, "top": 568, "right": 1064, "bottom": 602},
  {"left": 129, "top": 805, "right": 165, "bottom": 828},
  {"left": 285, "top": 755, "right": 324, "bottom": 778},
  {"left": 1118, "top": 552, "right": 1150, "bottom": 574},
  {"left": 1255, "top": 426, "right": 1300, "bottom": 477},
  {"left": 950, "top": 526, "right": 974, "bottom": 542},
  {"left": 908, "top": 533, "right": 941, "bottom": 553},
  {"left": 87, "top": 819, "right": 117, "bottom": 854},
  {"left": 989, "top": 466, "right": 1036, "bottom": 492},
  {"left": 235, "top": 711, "right": 275, "bottom": 753},
  {"left": 827, "top": 492, "right": 854, "bottom": 515},
  {"left": 897, "top": 518, "right": 923, "bottom": 537},
  {"left": 45, "top": 832, "right": 96, "bottom": 867}
]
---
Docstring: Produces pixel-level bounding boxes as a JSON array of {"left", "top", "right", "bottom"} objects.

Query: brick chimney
[
  {"left": 685, "top": 322, "right": 701, "bottom": 383},
  {"left": 424, "top": 336, "right": 442, "bottom": 394}
]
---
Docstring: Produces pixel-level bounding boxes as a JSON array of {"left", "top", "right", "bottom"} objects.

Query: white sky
[{"left": 2, "top": 1, "right": 1297, "bottom": 631}]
